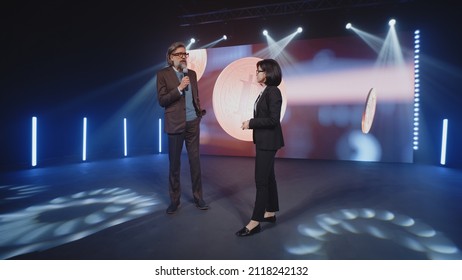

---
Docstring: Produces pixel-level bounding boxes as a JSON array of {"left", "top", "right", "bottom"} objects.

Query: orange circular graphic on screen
[
  {"left": 187, "top": 49, "right": 207, "bottom": 81},
  {"left": 213, "top": 57, "right": 287, "bottom": 141}
]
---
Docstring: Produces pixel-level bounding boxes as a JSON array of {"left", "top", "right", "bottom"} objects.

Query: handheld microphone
[{"left": 182, "top": 67, "right": 189, "bottom": 92}]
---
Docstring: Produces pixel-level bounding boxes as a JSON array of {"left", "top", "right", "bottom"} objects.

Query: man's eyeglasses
[
  {"left": 171, "top": 52, "right": 189, "bottom": 58},
  {"left": 256, "top": 70, "right": 265, "bottom": 74}
]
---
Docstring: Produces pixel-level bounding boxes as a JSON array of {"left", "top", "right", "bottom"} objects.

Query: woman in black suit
[{"left": 236, "top": 58, "right": 284, "bottom": 237}]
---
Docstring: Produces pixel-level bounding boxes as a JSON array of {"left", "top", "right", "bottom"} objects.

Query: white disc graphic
[{"left": 212, "top": 57, "right": 287, "bottom": 141}]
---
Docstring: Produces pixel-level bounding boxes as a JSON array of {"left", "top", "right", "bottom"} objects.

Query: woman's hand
[{"left": 241, "top": 120, "right": 250, "bottom": 130}]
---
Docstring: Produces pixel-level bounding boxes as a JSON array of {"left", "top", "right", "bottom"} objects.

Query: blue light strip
[
  {"left": 413, "top": 30, "right": 420, "bottom": 151},
  {"left": 440, "top": 119, "right": 448, "bottom": 165},
  {"left": 158, "top": 118, "right": 162, "bottom": 153},
  {"left": 82, "top": 117, "right": 87, "bottom": 161},
  {"left": 31, "top": 116, "right": 37, "bottom": 167},
  {"left": 124, "top": 118, "right": 127, "bottom": 156}
]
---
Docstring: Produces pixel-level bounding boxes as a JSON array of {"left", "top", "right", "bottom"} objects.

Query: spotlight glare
[
  {"left": 389, "top": 19, "right": 396, "bottom": 26},
  {"left": 223, "top": 35, "right": 227, "bottom": 40},
  {"left": 346, "top": 23, "right": 352, "bottom": 29},
  {"left": 263, "top": 30, "right": 268, "bottom": 36},
  {"left": 297, "top": 27, "right": 303, "bottom": 33}
]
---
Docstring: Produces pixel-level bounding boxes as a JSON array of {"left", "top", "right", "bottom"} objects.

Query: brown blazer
[
  {"left": 249, "top": 86, "right": 284, "bottom": 150},
  {"left": 156, "top": 66, "right": 203, "bottom": 133}
]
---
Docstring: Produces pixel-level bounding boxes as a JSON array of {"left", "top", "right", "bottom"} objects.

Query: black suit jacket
[
  {"left": 156, "top": 66, "right": 203, "bottom": 134},
  {"left": 249, "top": 86, "right": 284, "bottom": 150}
]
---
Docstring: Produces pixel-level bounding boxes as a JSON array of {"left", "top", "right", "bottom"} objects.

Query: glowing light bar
[
  {"left": 124, "top": 118, "right": 127, "bottom": 157},
  {"left": 158, "top": 118, "right": 162, "bottom": 153},
  {"left": 413, "top": 30, "right": 420, "bottom": 151},
  {"left": 440, "top": 119, "right": 448, "bottom": 165},
  {"left": 82, "top": 117, "right": 87, "bottom": 161},
  {"left": 31, "top": 116, "right": 37, "bottom": 167}
]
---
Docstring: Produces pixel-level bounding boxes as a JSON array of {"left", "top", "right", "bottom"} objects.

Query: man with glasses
[{"left": 156, "top": 41, "right": 208, "bottom": 214}]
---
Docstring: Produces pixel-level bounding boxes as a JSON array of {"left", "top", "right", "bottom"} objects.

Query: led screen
[{"left": 188, "top": 33, "right": 414, "bottom": 163}]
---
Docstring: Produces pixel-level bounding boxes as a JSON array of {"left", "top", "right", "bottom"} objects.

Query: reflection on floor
[{"left": 1, "top": 154, "right": 461, "bottom": 260}]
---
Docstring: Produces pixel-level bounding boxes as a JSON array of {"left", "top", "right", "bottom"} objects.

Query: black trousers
[
  {"left": 167, "top": 118, "right": 203, "bottom": 204},
  {"left": 251, "top": 148, "right": 279, "bottom": 221}
]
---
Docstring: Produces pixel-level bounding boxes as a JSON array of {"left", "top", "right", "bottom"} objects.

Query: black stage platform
[{"left": 1, "top": 154, "right": 461, "bottom": 260}]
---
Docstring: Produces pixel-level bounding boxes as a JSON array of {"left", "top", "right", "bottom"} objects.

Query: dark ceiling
[
  {"left": 168, "top": 0, "right": 440, "bottom": 47},
  {"left": 174, "top": 0, "right": 421, "bottom": 27}
]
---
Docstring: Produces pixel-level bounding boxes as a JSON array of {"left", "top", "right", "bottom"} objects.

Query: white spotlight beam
[
  {"left": 254, "top": 29, "right": 299, "bottom": 64},
  {"left": 186, "top": 38, "right": 196, "bottom": 49},
  {"left": 347, "top": 25, "right": 384, "bottom": 54},
  {"left": 198, "top": 36, "right": 227, "bottom": 49},
  {"left": 379, "top": 19, "right": 404, "bottom": 67}
]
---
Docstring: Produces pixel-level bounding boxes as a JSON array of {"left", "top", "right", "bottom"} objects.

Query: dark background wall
[{"left": 1, "top": 0, "right": 461, "bottom": 170}]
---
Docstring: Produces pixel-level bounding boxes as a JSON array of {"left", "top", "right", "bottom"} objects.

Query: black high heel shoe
[
  {"left": 263, "top": 215, "right": 276, "bottom": 223},
  {"left": 235, "top": 224, "right": 261, "bottom": 237}
]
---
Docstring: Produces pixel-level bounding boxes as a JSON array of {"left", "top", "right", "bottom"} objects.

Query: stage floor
[{"left": 1, "top": 154, "right": 462, "bottom": 260}]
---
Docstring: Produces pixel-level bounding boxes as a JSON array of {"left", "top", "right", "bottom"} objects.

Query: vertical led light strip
[
  {"left": 158, "top": 118, "right": 162, "bottom": 153},
  {"left": 440, "top": 119, "right": 448, "bottom": 165},
  {"left": 31, "top": 116, "right": 37, "bottom": 167},
  {"left": 413, "top": 30, "right": 420, "bottom": 151},
  {"left": 82, "top": 117, "right": 87, "bottom": 161},
  {"left": 124, "top": 118, "right": 128, "bottom": 156}
]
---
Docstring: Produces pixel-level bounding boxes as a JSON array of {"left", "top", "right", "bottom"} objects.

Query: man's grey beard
[{"left": 174, "top": 61, "right": 187, "bottom": 70}]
